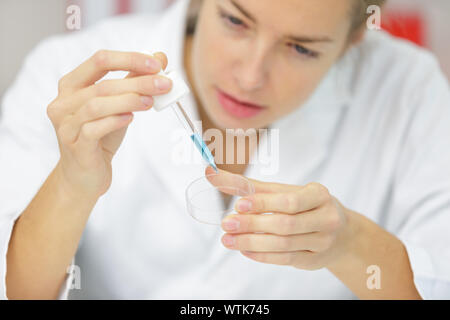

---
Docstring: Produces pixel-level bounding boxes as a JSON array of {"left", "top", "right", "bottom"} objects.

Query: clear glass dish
[{"left": 185, "top": 171, "right": 255, "bottom": 225}]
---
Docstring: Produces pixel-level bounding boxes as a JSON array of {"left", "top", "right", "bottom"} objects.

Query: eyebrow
[{"left": 228, "top": 0, "right": 333, "bottom": 43}]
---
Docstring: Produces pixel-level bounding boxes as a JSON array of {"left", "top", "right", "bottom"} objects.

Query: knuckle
[
  {"left": 137, "top": 76, "right": 154, "bottom": 93},
  {"left": 130, "top": 92, "right": 143, "bottom": 105},
  {"left": 85, "top": 99, "right": 100, "bottom": 118},
  {"left": 47, "top": 100, "right": 63, "bottom": 123},
  {"left": 95, "top": 80, "right": 111, "bottom": 96},
  {"left": 244, "top": 216, "right": 254, "bottom": 232},
  {"left": 285, "top": 193, "right": 300, "bottom": 213},
  {"left": 93, "top": 50, "right": 109, "bottom": 69},
  {"left": 278, "top": 236, "right": 291, "bottom": 251},
  {"left": 310, "top": 182, "right": 331, "bottom": 202},
  {"left": 308, "top": 182, "right": 324, "bottom": 193},
  {"left": 278, "top": 215, "right": 297, "bottom": 235},
  {"left": 80, "top": 124, "right": 96, "bottom": 141},
  {"left": 46, "top": 102, "right": 57, "bottom": 119},
  {"left": 257, "top": 195, "right": 267, "bottom": 212},
  {"left": 248, "top": 195, "right": 260, "bottom": 212},
  {"left": 129, "top": 53, "right": 140, "bottom": 71},
  {"left": 57, "top": 76, "right": 68, "bottom": 92},
  {"left": 243, "top": 236, "right": 254, "bottom": 250}
]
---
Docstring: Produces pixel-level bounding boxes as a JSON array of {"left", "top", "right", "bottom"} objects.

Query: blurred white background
[{"left": 0, "top": 0, "right": 449, "bottom": 102}]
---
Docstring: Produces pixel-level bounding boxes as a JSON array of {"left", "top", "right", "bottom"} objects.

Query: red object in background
[
  {"left": 382, "top": 11, "right": 426, "bottom": 47},
  {"left": 117, "top": 0, "right": 132, "bottom": 14},
  {"left": 116, "top": 0, "right": 175, "bottom": 14}
]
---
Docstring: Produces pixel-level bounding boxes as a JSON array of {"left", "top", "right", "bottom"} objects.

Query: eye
[
  {"left": 289, "top": 43, "right": 319, "bottom": 58},
  {"left": 218, "top": 9, "right": 246, "bottom": 29},
  {"left": 227, "top": 15, "right": 244, "bottom": 26}
]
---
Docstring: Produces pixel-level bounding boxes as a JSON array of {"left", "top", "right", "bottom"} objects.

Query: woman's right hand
[{"left": 47, "top": 50, "right": 172, "bottom": 199}]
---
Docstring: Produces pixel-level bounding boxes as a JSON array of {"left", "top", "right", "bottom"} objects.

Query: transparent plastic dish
[{"left": 185, "top": 172, "right": 255, "bottom": 225}]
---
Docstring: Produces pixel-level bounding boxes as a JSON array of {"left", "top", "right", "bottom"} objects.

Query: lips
[{"left": 216, "top": 89, "right": 265, "bottom": 119}]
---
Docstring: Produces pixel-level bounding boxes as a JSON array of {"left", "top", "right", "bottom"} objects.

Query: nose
[{"left": 233, "top": 40, "right": 270, "bottom": 92}]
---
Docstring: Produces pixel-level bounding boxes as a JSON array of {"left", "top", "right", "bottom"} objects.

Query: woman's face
[{"left": 189, "top": 0, "right": 357, "bottom": 130}]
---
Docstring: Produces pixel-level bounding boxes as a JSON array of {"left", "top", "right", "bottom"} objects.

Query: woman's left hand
[{"left": 208, "top": 167, "right": 358, "bottom": 271}]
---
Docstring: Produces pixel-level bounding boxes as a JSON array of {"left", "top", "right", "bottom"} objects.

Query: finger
[
  {"left": 74, "top": 113, "right": 134, "bottom": 153},
  {"left": 241, "top": 250, "right": 315, "bottom": 266},
  {"left": 62, "top": 73, "right": 171, "bottom": 113},
  {"left": 234, "top": 183, "right": 330, "bottom": 214},
  {"left": 78, "top": 94, "right": 153, "bottom": 123},
  {"left": 94, "top": 74, "right": 173, "bottom": 98},
  {"left": 205, "top": 166, "right": 298, "bottom": 194},
  {"left": 222, "top": 209, "right": 327, "bottom": 235},
  {"left": 50, "top": 73, "right": 171, "bottom": 119},
  {"left": 59, "top": 50, "right": 163, "bottom": 92},
  {"left": 204, "top": 166, "right": 254, "bottom": 196},
  {"left": 60, "top": 94, "right": 153, "bottom": 143},
  {"left": 221, "top": 232, "right": 323, "bottom": 252},
  {"left": 125, "top": 52, "right": 168, "bottom": 79}
]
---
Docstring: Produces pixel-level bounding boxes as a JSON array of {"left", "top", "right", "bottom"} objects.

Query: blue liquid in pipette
[{"left": 190, "top": 133, "right": 218, "bottom": 172}]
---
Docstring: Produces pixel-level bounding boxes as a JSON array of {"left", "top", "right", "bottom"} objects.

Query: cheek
[{"left": 286, "top": 75, "right": 318, "bottom": 101}]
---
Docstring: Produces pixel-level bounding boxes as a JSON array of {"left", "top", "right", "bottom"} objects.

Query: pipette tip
[{"left": 210, "top": 163, "right": 218, "bottom": 173}]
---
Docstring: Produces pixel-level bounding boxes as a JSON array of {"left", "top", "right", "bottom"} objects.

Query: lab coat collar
[{"left": 135, "top": 0, "right": 354, "bottom": 216}]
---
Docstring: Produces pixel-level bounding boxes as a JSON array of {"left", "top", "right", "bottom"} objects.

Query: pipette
[
  {"left": 151, "top": 68, "right": 218, "bottom": 172},
  {"left": 172, "top": 101, "right": 218, "bottom": 172}
]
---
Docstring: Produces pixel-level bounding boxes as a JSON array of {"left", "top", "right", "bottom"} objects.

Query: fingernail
[
  {"left": 236, "top": 199, "right": 252, "bottom": 212},
  {"left": 222, "top": 234, "right": 235, "bottom": 247},
  {"left": 145, "top": 58, "right": 161, "bottom": 71},
  {"left": 222, "top": 219, "right": 240, "bottom": 231},
  {"left": 154, "top": 77, "right": 172, "bottom": 91},
  {"left": 140, "top": 96, "right": 153, "bottom": 107}
]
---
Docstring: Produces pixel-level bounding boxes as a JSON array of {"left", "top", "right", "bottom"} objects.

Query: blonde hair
[
  {"left": 186, "top": 0, "right": 202, "bottom": 35},
  {"left": 186, "top": 0, "right": 387, "bottom": 35}
]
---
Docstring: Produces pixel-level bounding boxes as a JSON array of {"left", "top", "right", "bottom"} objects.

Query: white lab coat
[{"left": 1, "top": 0, "right": 449, "bottom": 299}]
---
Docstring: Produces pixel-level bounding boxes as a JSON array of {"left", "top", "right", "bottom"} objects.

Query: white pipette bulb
[{"left": 152, "top": 69, "right": 191, "bottom": 112}]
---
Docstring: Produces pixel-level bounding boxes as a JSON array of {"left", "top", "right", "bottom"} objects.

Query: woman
[{"left": 1, "top": 0, "right": 449, "bottom": 299}]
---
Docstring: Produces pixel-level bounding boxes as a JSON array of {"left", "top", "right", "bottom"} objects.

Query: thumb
[{"left": 205, "top": 165, "right": 299, "bottom": 194}]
